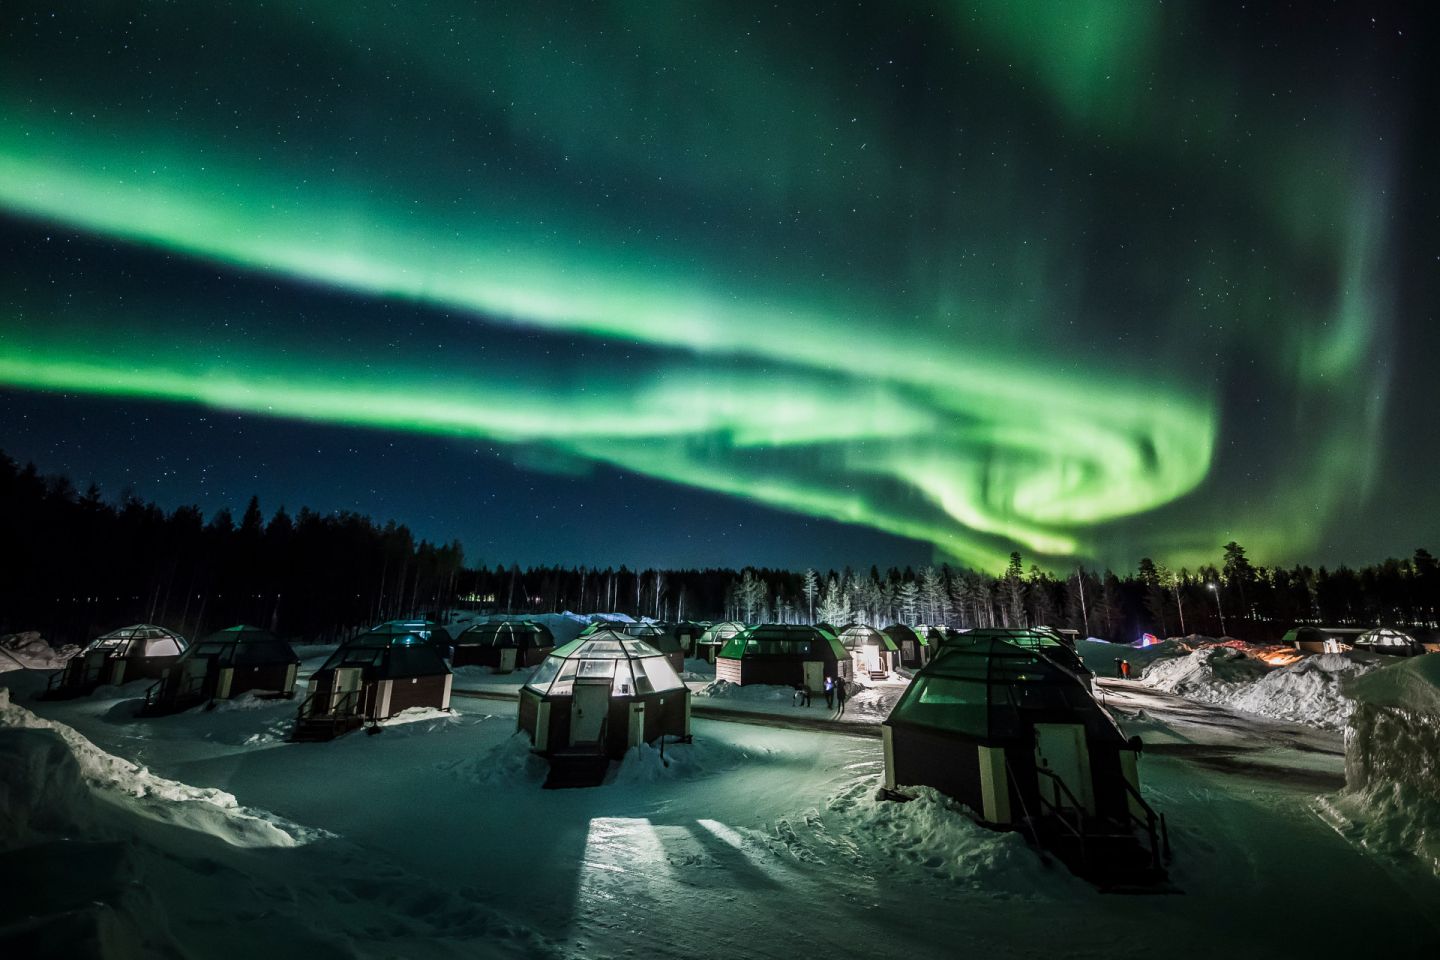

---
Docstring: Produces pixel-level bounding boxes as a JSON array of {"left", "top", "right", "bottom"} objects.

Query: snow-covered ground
[
  {"left": 4, "top": 662, "right": 1440, "bottom": 958},
  {"left": 690, "top": 676, "right": 906, "bottom": 726},
  {"left": 1083, "top": 637, "right": 1384, "bottom": 730}
]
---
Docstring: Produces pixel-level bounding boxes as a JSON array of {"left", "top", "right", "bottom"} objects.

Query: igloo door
[{"left": 570, "top": 680, "right": 610, "bottom": 746}]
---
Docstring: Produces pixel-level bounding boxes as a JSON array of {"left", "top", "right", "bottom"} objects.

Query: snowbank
[
  {"left": 816, "top": 781, "right": 1078, "bottom": 894},
  {"left": 679, "top": 657, "right": 715, "bottom": 681},
  {"left": 0, "top": 687, "right": 323, "bottom": 848},
  {"left": 378, "top": 705, "right": 461, "bottom": 729},
  {"left": 444, "top": 731, "right": 549, "bottom": 786},
  {"left": 695, "top": 679, "right": 799, "bottom": 703},
  {"left": 1139, "top": 644, "right": 1380, "bottom": 729},
  {"left": 1077, "top": 637, "right": 1196, "bottom": 676},
  {"left": 1323, "top": 655, "right": 1440, "bottom": 877},
  {"left": 0, "top": 630, "right": 78, "bottom": 673}
]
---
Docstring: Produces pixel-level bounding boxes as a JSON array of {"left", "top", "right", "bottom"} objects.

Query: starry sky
[{"left": 0, "top": 1, "right": 1435, "bottom": 572}]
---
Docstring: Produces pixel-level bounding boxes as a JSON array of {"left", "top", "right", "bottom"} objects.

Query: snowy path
[{"left": 1095, "top": 679, "right": 1346, "bottom": 791}]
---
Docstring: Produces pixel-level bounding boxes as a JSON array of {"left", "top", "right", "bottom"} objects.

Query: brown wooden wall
[
  {"left": 229, "top": 662, "right": 296, "bottom": 697},
  {"left": 385, "top": 673, "right": 449, "bottom": 716}
]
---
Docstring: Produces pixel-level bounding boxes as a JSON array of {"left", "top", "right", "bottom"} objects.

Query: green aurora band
[{"left": 0, "top": 1, "right": 1397, "bottom": 570}]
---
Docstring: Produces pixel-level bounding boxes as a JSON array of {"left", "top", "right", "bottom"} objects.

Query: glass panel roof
[{"left": 524, "top": 632, "right": 684, "bottom": 697}]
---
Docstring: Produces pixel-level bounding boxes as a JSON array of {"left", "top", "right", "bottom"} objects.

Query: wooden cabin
[
  {"left": 671, "top": 621, "right": 705, "bottom": 658},
  {"left": 883, "top": 624, "right": 944, "bottom": 669},
  {"left": 292, "top": 625, "right": 452, "bottom": 740},
  {"left": 42, "top": 624, "right": 188, "bottom": 699},
  {"left": 141, "top": 625, "right": 299, "bottom": 714},
  {"left": 714, "top": 625, "right": 851, "bottom": 693},
  {"left": 882, "top": 638, "right": 1169, "bottom": 887},
  {"left": 517, "top": 629, "right": 691, "bottom": 760},
  {"left": 452, "top": 619, "right": 555, "bottom": 671}
]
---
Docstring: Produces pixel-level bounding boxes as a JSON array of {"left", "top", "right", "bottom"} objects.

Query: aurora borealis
[{"left": 0, "top": 2, "right": 1432, "bottom": 570}]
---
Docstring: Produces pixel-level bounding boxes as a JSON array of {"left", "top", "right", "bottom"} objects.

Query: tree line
[{"left": 3, "top": 452, "right": 1437, "bottom": 645}]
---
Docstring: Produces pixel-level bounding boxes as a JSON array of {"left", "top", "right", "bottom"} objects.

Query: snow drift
[
  {"left": 0, "top": 687, "right": 322, "bottom": 848},
  {"left": 695, "top": 678, "right": 799, "bottom": 703},
  {"left": 1322, "top": 655, "right": 1440, "bottom": 877},
  {"left": 0, "top": 630, "right": 78, "bottom": 673},
  {"left": 1139, "top": 643, "right": 1380, "bottom": 729}
]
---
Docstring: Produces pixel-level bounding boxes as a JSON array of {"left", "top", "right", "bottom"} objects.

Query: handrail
[
  {"left": 1117, "top": 771, "right": 1168, "bottom": 867},
  {"left": 1033, "top": 766, "right": 1089, "bottom": 871},
  {"left": 1004, "top": 755, "right": 1052, "bottom": 866},
  {"left": 296, "top": 687, "right": 359, "bottom": 721}
]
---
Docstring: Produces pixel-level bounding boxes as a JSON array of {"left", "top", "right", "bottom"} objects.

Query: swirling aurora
[{"left": 0, "top": 1, "right": 1421, "bottom": 570}]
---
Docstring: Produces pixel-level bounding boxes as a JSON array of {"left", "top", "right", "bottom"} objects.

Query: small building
[
  {"left": 452, "top": 620, "right": 555, "bottom": 671},
  {"left": 838, "top": 623, "right": 899, "bottom": 679},
  {"left": 293, "top": 624, "right": 453, "bottom": 740},
  {"left": 517, "top": 629, "right": 691, "bottom": 759},
  {"left": 714, "top": 624, "right": 851, "bottom": 692},
  {"left": 42, "top": 624, "right": 189, "bottom": 699},
  {"left": 141, "top": 625, "right": 299, "bottom": 714},
  {"left": 882, "top": 637, "right": 1168, "bottom": 886},
  {"left": 621, "top": 622, "right": 686, "bottom": 673},
  {"left": 694, "top": 620, "right": 746, "bottom": 663},
  {"left": 1283, "top": 625, "right": 1363, "bottom": 654},
  {"left": 671, "top": 621, "right": 706, "bottom": 657},
  {"left": 884, "top": 624, "right": 942, "bottom": 669},
  {"left": 371, "top": 619, "right": 452, "bottom": 658},
  {"left": 1352, "top": 628, "right": 1425, "bottom": 657}
]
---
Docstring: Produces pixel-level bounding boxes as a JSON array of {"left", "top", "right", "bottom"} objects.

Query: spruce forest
[{"left": 4, "top": 452, "right": 1436, "bottom": 645}]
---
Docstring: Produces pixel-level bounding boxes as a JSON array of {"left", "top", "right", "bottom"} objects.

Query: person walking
[
  {"left": 835, "top": 675, "right": 849, "bottom": 717},
  {"left": 824, "top": 675, "right": 835, "bottom": 709}
]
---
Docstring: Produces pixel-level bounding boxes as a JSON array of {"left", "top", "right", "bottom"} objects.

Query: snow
[
  {"left": 1137, "top": 641, "right": 1382, "bottom": 730},
  {"left": 3, "top": 651, "right": 1440, "bottom": 957},
  {"left": 825, "top": 783, "right": 1078, "bottom": 893},
  {"left": 1319, "top": 654, "right": 1440, "bottom": 878},
  {"left": 1078, "top": 636, "right": 1198, "bottom": 675},
  {"left": 696, "top": 678, "right": 798, "bottom": 703},
  {"left": 678, "top": 656, "right": 715, "bottom": 681},
  {"left": 0, "top": 630, "right": 78, "bottom": 673},
  {"left": 0, "top": 687, "right": 319, "bottom": 849},
  {"left": 1346, "top": 652, "right": 1440, "bottom": 715}
]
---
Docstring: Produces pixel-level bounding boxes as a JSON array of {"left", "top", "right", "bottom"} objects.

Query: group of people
[{"left": 793, "top": 675, "right": 849, "bottom": 715}]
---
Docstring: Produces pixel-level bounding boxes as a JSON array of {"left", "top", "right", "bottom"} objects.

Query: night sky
[{"left": 1, "top": 2, "right": 1435, "bottom": 572}]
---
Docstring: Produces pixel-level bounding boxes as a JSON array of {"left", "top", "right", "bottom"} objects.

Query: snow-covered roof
[{"left": 1347, "top": 654, "right": 1440, "bottom": 715}]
